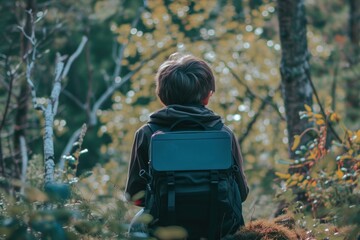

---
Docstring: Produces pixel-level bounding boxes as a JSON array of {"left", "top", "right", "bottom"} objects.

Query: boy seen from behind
[{"left": 125, "top": 53, "right": 249, "bottom": 239}]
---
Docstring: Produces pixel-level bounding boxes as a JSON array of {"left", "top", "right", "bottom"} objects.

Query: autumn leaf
[
  {"left": 287, "top": 181, "right": 298, "bottom": 187},
  {"left": 310, "top": 180, "right": 317, "bottom": 187},
  {"left": 291, "top": 135, "right": 301, "bottom": 151},
  {"left": 313, "top": 113, "right": 323, "bottom": 119},
  {"left": 330, "top": 113, "right": 341, "bottom": 123},
  {"left": 275, "top": 172, "right": 291, "bottom": 179},
  {"left": 316, "top": 119, "right": 325, "bottom": 125},
  {"left": 336, "top": 168, "right": 344, "bottom": 179},
  {"left": 304, "top": 104, "right": 312, "bottom": 112}
]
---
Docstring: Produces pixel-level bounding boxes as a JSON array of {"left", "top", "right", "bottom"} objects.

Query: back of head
[{"left": 155, "top": 53, "right": 215, "bottom": 105}]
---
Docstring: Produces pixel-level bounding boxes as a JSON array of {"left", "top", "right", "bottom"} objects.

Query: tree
[
  {"left": 277, "top": 0, "right": 313, "bottom": 159},
  {"left": 345, "top": 0, "right": 360, "bottom": 129}
]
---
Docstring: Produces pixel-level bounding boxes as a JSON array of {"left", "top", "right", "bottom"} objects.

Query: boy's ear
[{"left": 201, "top": 91, "right": 213, "bottom": 105}]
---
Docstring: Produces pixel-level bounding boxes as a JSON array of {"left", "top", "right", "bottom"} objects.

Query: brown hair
[{"left": 155, "top": 53, "right": 215, "bottom": 105}]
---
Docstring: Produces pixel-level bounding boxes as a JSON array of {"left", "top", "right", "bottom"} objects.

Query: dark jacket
[{"left": 125, "top": 104, "right": 249, "bottom": 206}]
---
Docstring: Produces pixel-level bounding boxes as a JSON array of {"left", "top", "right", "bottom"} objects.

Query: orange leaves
[{"left": 283, "top": 105, "right": 359, "bottom": 222}]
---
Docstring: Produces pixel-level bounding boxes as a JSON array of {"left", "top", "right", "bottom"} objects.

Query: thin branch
[
  {"left": 19, "top": 136, "right": 28, "bottom": 196},
  {"left": 62, "top": 89, "right": 87, "bottom": 110},
  {"left": 224, "top": 60, "right": 285, "bottom": 121},
  {"left": 61, "top": 36, "right": 88, "bottom": 79},
  {"left": 58, "top": 127, "right": 82, "bottom": 171},
  {"left": 238, "top": 95, "right": 271, "bottom": 145},
  {"left": 85, "top": 39, "right": 93, "bottom": 117},
  {"left": 50, "top": 60, "right": 64, "bottom": 115},
  {"left": 305, "top": 69, "right": 342, "bottom": 143},
  {"left": 330, "top": 60, "right": 339, "bottom": 112},
  {"left": 23, "top": 12, "right": 44, "bottom": 112}
]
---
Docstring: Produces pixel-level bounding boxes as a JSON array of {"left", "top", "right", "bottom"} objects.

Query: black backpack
[{"left": 141, "top": 119, "right": 244, "bottom": 239}]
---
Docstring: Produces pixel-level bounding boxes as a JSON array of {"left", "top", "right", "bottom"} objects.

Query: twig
[
  {"left": 330, "top": 55, "right": 339, "bottom": 112},
  {"left": 239, "top": 95, "right": 272, "bottom": 145},
  {"left": 224, "top": 60, "right": 285, "bottom": 121},
  {"left": 61, "top": 36, "right": 88, "bottom": 79},
  {"left": 62, "top": 89, "right": 87, "bottom": 110},
  {"left": 305, "top": 69, "right": 342, "bottom": 143},
  {"left": 19, "top": 136, "right": 28, "bottom": 196},
  {"left": 58, "top": 127, "right": 82, "bottom": 170}
]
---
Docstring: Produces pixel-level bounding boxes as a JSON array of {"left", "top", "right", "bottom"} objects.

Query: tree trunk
[
  {"left": 277, "top": 0, "right": 313, "bottom": 159},
  {"left": 345, "top": 0, "right": 360, "bottom": 129}
]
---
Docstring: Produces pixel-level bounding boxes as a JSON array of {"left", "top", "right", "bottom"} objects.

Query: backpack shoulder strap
[{"left": 147, "top": 122, "right": 168, "bottom": 134}]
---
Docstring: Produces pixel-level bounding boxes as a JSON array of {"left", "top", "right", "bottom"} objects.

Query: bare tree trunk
[
  {"left": 345, "top": 0, "right": 360, "bottom": 129},
  {"left": 277, "top": 0, "right": 313, "bottom": 159}
]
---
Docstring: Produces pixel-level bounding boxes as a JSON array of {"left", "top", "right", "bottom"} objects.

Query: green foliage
[
  {"left": 0, "top": 162, "right": 129, "bottom": 240},
  {"left": 0, "top": 125, "right": 129, "bottom": 239}
]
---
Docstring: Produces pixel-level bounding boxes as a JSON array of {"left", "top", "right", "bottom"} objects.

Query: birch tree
[{"left": 20, "top": 10, "right": 87, "bottom": 185}]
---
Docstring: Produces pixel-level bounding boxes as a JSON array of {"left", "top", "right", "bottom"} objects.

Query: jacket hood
[{"left": 148, "top": 104, "right": 223, "bottom": 129}]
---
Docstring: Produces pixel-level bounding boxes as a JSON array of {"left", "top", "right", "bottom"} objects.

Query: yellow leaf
[
  {"left": 316, "top": 119, "right": 325, "bottom": 125},
  {"left": 330, "top": 113, "right": 340, "bottom": 123},
  {"left": 314, "top": 113, "right": 323, "bottom": 119},
  {"left": 287, "top": 181, "right": 297, "bottom": 187},
  {"left": 304, "top": 104, "right": 312, "bottom": 112},
  {"left": 275, "top": 172, "right": 291, "bottom": 179},
  {"left": 298, "top": 175, "right": 304, "bottom": 181},
  {"left": 302, "top": 179, "right": 309, "bottom": 186},
  {"left": 336, "top": 169, "right": 344, "bottom": 179},
  {"left": 291, "top": 135, "right": 301, "bottom": 151}
]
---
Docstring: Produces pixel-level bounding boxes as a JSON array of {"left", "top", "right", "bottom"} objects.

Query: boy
[{"left": 125, "top": 53, "right": 249, "bottom": 238}]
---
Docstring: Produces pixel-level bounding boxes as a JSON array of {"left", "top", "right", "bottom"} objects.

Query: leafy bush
[
  {"left": 275, "top": 105, "right": 360, "bottom": 239},
  {"left": 0, "top": 133, "right": 129, "bottom": 239}
]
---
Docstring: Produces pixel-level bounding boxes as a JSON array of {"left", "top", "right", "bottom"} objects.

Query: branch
[
  {"left": 50, "top": 59, "right": 64, "bottom": 115},
  {"left": 61, "top": 36, "right": 88, "bottom": 79},
  {"left": 224, "top": 60, "right": 285, "bottom": 121},
  {"left": 305, "top": 68, "right": 342, "bottom": 143},
  {"left": 62, "top": 89, "right": 87, "bottom": 110},
  {"left": 58, "top": 127, "right": 82, "bottom": 171},
  {"left": 19, "top": 136, "right": 28, "bottom": 196},
  {"left": 22, "top": 11, "right": 45, "bottom": 112},
  {"left": 238, "top": 94, "right": 271, "bottom": 145},
  {"left": 330, "top": 61, "right": 339, "bottom": 112}
]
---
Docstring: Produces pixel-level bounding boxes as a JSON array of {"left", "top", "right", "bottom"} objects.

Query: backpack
[{"left": 141, "top": 118, "right": 244, "bottom": 239}]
